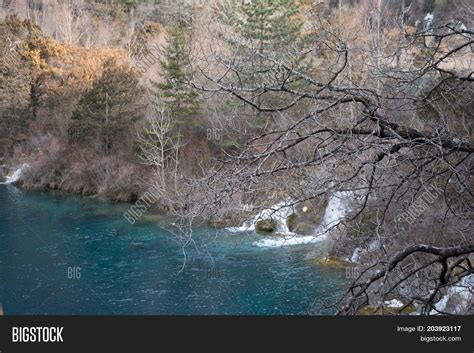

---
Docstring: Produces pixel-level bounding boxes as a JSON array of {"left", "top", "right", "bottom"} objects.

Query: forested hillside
[{"left": 1, "top": 0, "right": 472, "bottom": 315}]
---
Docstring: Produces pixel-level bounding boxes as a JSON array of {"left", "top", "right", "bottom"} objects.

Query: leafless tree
[
  {"left": 137, "top": 100, "right": 180, "bottom": 193},
  {"left": 183, "top": 2, "right": 473, "bottom": 314}
]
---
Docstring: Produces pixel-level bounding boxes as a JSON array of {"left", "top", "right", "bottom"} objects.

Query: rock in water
[{"left": 255, "top": 219, "right": 278, "bottom": 234}]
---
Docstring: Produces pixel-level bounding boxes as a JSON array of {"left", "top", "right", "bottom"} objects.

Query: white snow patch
[
  {"left": 368, "top": 240, "right": 380, "bottom": 251},
  {"left": 430, "top": 275, "right": 473, "bottom": 315},
  {"left": 424, "top": 13, "right": 433, "bottom": 29},
  {"left": 350, "top": 247, "right": 363, "bottom": 263},
  {"left": 384, "top": 299, "right": 404, "bottom": 308}
]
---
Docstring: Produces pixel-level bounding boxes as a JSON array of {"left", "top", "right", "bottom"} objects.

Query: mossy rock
[
  {"left": 114, "top": 192, "right": 135, "bottom": 203},
  {"left": 287, "top": 198, "right": 329, "bottom": 235},
  {"left": 139, "top": 214, "right": 166, "bottom": 224},
  {"left": 313, "top": 256, "right": 350, "bottom": 268},
  {"left": 255, "top": 218, "right": 278, "bottom": 234},
  {"left": 214, "top": 218, "right": 233, "bottom": 228},
  {"left": 287, "top": 213, "right": 298, "bottom": 232},
  {"left": 13, "top": 179, "right": 24, "bottom": 188},
  {"left": 357, "top": 305, "right": 416, "bottom": 315}
]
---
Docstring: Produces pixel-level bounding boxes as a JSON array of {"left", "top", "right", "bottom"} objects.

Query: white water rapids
[
  {"left": 1, "top": 163, "right": 30, "bottom": 184},
  {"left": 227, "top": 191, "right": 358, "bottom": 248}
]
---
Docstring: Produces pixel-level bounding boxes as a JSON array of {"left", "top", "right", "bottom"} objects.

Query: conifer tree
[
  {"left": 221, "top": 0, "right": 307, "bottom": 128},
  {"left": 223, "top": 0, "right": 305, "bottom": 79},
  {"left": 70, "top": 60, "right": 144, "bottom": 154},
  {"left": 153, "top": 16, "right": 199, "bottom": 132}
]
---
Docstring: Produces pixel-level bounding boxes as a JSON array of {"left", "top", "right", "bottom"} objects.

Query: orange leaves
[
  {"left": 66, "top": 47, "right": 128, "bottom": 92},
  {"left": 18, "top": 29, "right": 71, "bottom": 70}
]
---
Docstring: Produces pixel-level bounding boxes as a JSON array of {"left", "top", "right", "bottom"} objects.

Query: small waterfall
[
  {"left": 228, "top": 191, "right": 358, "bottom": 248},
  {"left": 1, "top": 163, "right": 30, "bottom": 184},
  {"left": 258, "top": 191, "right": 355, "bottom": 248},
  {"left": 316, "top": 191, "right": 353, "bottom": 235},
  {"left": 227, "top": 199, "right": 296, "bottom": 234}
]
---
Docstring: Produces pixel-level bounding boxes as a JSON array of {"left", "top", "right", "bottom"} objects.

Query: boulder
[
  {"left": 286, "top": 213, "right": 298, "bottom": 231},
  {"left": 313, "top": 256, "right": 350, "bottom": 268},
  {"left": 287, "top": 198, "right": 328, "bottom": 235},
  {"left": 214, "top": 218, "right": 233, "bottom": 228},
  {"left": 255, "top": 218, "right": 278, "bottom": 234}
]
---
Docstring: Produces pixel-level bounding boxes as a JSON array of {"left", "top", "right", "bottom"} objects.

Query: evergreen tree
[
  {"left": 221, "top": 0, "right": 307, "bottom": 128},
  {"left": 223, "top": 0, "right": 304, "bottom": 78},
  {"left": 153, "top": 17, "right": 199, "bottom": 133},
  {"left": 70, "top": 60, "right": 144, "bottom": 154}
]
